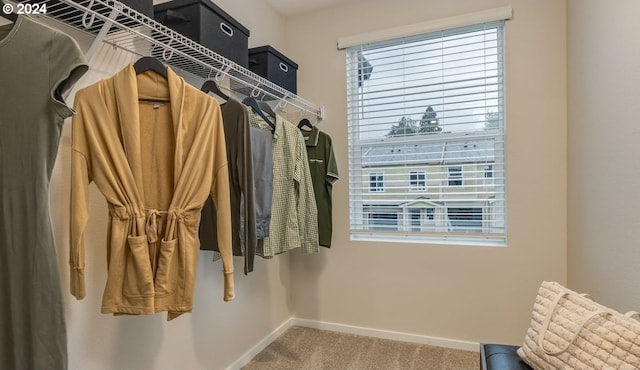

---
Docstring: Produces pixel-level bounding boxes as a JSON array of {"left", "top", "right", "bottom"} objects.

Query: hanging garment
[
  {"left": 70, "top": 63, "right": 234, "bottom": 320},
  {"left": 247, "top": 124, "right": 274, "bottom": 240},
  {"left": 241, "top": 123, "right": 275, "bottom": 261},
  {"left": 249, "top": 113, "right": 319, "bottom": 257},
  {"left": 301, "top": 126, "right": 339, "bottom": 247},
  {"left": 199, "top": 98, "right": 257, "bottom": 274},
  {"left": 0, "top": 15, "right": 88, "bottom": 370}
]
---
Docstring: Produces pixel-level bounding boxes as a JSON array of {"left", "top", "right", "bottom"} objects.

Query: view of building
[{"left": 354, "top": 138, "right": 505, "bottom": 235}]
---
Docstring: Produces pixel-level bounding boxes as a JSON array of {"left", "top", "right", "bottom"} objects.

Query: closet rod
[{"left": 32, "top": 0, "right": 324, "bottom": 121}]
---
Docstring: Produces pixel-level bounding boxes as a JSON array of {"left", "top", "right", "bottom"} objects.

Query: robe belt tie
[{"left": 145, "top": 209, "right": 168, "bottom": 244}]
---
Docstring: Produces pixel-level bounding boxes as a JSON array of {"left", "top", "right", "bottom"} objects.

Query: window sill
[{"left": 350, "top": 233, "right": 507, "bottom": 248}]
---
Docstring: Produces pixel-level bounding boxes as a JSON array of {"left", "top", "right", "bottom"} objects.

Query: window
[
  {"left": 369, "top": 172, "right": 384, "bottom": 192},
  {"left": 447, "top": 208, "right": 483, "bottom": 233},
  {"left": 364, "top": 205, "right": 398, "bottom": 230},
  {"left": 370, "top": 212, "right": 398, "bottom": 230},
  {"left": 344, "top": 17, "right": 507, "bottom": 245},
  {"left": 484, "top": 164, "right": 494, "bottom": 185},
  {"left": 409, "top": 171, "right": 426, "bottom": 191},
  {"left": 484, "top": 165, "right": 493, "bottom": 178},
  {"left": 448, "top": 166, "right": 462, "bottom": 186}
]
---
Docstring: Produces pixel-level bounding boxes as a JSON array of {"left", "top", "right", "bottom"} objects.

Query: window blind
[{"left": 346, "top": 21, "right": 507, "bottom": 245}]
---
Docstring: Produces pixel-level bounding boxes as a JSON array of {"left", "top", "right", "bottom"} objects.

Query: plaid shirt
[{"left": 249, "top": 113, "right": 319, "bottom": 257}]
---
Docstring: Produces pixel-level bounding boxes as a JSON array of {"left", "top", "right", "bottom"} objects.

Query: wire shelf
[{"left": 27, "top": 0, "right": 324, "bottom": 120}]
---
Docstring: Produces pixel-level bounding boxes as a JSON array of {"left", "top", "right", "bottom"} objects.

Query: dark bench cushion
[{"left": 480, "top": 344, "right": 533, "bottom": 370}]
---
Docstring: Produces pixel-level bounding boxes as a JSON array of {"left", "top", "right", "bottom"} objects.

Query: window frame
[
  {"left": 448, "top": 166, "right": 463, "bottom": 187},
  {"left": 368, "top": 172, "right": 385, "bottom": 192},
  {"left": 409, "top": 171, "right": 427, "bottom": 192},
  {"left": 345, "top": 18, "right": 508, "bottom": 246}
]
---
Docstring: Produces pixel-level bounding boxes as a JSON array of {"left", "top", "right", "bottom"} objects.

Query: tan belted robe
[{"left": 70, "top": 63, "right": 233, "bottom": 320}]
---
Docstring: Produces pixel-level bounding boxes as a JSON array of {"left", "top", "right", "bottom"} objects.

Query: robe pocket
[
  {"left": 154, "top": 238, "right": 179, "bottom": 297},
  {"left": 123, "top": 235, "right": 154, "bottom": 297}
]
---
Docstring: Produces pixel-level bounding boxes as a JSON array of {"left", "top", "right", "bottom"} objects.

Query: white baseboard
[
  {"left": 225, "top": 318, "right": 295, "bottom": 370},
  {"left": 228, "top": 316, "right": 480, "bottom": 368},
  {"left": 291, "top": 318, "right": 480, "bottom": 353}
]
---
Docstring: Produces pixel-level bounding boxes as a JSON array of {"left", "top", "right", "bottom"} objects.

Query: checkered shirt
[{"left": 249, "top": 112, "right": 319, "bottom": 257}]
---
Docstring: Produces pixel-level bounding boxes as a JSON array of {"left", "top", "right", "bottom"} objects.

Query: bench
[{"left": 480, "top": 344, "right": 532, "bottom": 370}]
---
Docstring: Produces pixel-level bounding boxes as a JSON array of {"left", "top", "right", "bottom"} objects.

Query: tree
[
  {"left": 419, "top": 106, "right": 441, "bottom": 134},
  {"left": 387, "top": 116, "right": 417, "bottom": 137},
  {"left": 484, "top": 110, "right": 499, "bottom": 130}
]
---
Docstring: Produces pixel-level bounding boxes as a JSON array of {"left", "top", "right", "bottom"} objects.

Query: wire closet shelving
[{"left": 25, "top": 0, "right": 324, "bottom": 121}]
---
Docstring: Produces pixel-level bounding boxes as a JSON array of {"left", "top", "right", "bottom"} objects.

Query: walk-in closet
[{"left": 2, "top": 0, "right": 640, "bottom": 369}]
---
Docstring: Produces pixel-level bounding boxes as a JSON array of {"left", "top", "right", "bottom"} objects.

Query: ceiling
[{"left": 265, "top": 0, "right": 358, "bottom": 16}]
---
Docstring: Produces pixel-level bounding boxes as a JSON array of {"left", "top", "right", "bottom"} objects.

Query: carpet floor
[{"left": 242, "top": 326, "right": 480, "bottom": 370}]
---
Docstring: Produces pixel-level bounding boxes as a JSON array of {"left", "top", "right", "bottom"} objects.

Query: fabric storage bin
[
  {"left": 153, "top": 0, "right": 250, "bottom": 68},
  {"left": 249, "top": 46, "right": 298, "bottom": 94},
  {"left": 116, "top": 0, "right": 153, "bottom": 17},
  {"left": 71, "top": 0, "right": 152, "bottom": 16},
  {"left": 69, "top": 0, "right": 153, "bottom": 24}
]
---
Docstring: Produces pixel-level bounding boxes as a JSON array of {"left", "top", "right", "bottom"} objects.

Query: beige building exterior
[{"left": 356, "top": 139, "right": 505, "bottom": 236}]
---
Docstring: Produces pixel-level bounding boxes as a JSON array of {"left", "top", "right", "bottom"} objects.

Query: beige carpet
[{"left": 242, "top": 326, "right": 480, "bottom": 370}]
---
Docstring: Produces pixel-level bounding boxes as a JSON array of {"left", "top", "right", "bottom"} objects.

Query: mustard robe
[{"left": 70, "top": 64, "right": 234, "bottom": 320}]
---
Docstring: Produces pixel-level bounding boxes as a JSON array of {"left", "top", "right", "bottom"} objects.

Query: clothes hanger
[
  {"left": 298, "top": 118, "right": 313, "bottom": 131},
  {"left": 134, "top": 56, "right": 168, "bottom": 79},
  {"left": 134, "top": 56, "right": 170, "bottom": 103},
  {"left": 0, "top": 1, "right": 18, "bottom": 22},
  {"left": 201, "top": 80, "right": 229, "bottom": 101},
  {"left": 242, "top": 97, "right": 275, "bottom": 132},
  {"left": 258, "top": 101, "right": 276, "bottom": 120}
]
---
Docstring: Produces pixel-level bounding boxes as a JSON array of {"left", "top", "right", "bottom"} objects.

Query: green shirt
[{"left": 301, "top": 126, "right": 339, "bottom": 247}]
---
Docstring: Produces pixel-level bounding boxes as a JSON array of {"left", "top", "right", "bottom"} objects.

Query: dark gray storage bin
[
  {"left": 68, "top": 1, "right": 153, "bottom": 26},
  {"left": 249, "top": 46, "right": 298, "bottom": 94},
  {"left": 153, "top": 0, "right": 250, "bottom": 68},
  {"left": 117, "top": 0, "right": 153, "bottom": 17}
]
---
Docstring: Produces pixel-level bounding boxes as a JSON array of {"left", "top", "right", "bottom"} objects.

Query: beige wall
[
  {"left": 286, "top": 0, "right": 567, "bottom": 345},
  {"left": 49, "top": 2, "right": 293, "bottom": 369},
  {"left": 567, "top": 0, "right": 640, "bottom": 311}
]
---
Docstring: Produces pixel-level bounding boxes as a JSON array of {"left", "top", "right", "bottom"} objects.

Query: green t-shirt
[{"left": 301, "top": 126, "right": 339, "bottom": 247}]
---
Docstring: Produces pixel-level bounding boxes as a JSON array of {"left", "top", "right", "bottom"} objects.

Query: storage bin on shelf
[
  {"left": 249, "top": 45, "right": 298, "bottom": 94},
  {"left": 67, "top": 0, "right": 154, "bottom": 26},
  {"left": 153, "top": 0, "right": 250, "bottom": 68},
  {"left": 114, "top": 0, "right": 153, "bottom": 17}
]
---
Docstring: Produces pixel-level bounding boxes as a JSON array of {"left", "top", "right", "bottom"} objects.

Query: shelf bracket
[
  {"left": 85, "top": 5, "right": 121, "bottom": 61},
  {"left": 275, "top": 98, "right": 288, "bottom": 112}
]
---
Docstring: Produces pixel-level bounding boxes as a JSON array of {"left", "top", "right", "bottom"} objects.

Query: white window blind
[{"left": 346, "top": 21, "right": 507, "bottom": 245}]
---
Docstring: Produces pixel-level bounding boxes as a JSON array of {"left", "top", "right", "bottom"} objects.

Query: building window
[
  {"left": 409, "top": 171, "right": 426, "bottom": 191},
  {"left": 483, "top": 164, "right": 494, "bottom": 185},
  {"left": 365, "top": 205, "right": 398, "bottom": 230},
  {"left": 448, "top": 166, "right": 462, "bottom": 186},
  {"left": 447, "top": 208, "right": 483, "bottom": 233},
  {"left": 370, "top": 212, "right": 398, "bottom": 230},
  {"left": 369, "top": 172, "right": 384, "bottom": 192},
  {"left": 484, "top": 165, "right": 493, "bottom": 178},
  {"left": 345, "top": 18, "right": 507, "bottom": 245}
]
